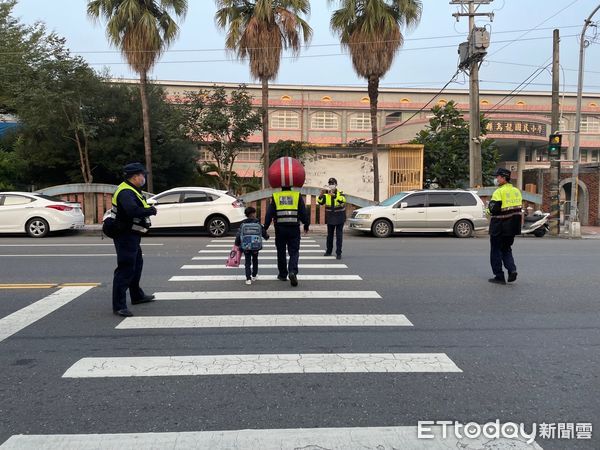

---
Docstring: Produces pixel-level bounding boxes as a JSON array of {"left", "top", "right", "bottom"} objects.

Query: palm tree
[
  {"left": 215, "top": 0, "right": 312, "bottom": 188},
  {"left": 329, "top": 0, "right": 422, "bottom": 201},
  {"left": 87, "top": 0, "right": 188, "bottom": 193}
]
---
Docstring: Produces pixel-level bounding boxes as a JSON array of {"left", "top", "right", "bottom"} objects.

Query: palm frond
[
  {"left": 214, "top": 0, "right": 312, "bottom": 81},
  {"left": 87, "top": 0, "right": 187, "bottom": 74}
]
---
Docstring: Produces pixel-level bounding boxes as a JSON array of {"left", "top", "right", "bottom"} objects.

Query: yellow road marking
[
  {"left": 0, "top": 284, "right": 58, "bottom": 289},
  {"left": 59, "top": 283, "right": 101, "bottom": 287}
]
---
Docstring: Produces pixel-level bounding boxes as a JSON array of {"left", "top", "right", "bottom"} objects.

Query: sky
[{"left": 10, "top": 0, "right": 600, "bottom": 94}]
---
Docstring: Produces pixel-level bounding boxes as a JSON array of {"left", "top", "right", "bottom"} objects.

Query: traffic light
[{"left": 548, "top": 134, "right": 562, "bottom": 158}]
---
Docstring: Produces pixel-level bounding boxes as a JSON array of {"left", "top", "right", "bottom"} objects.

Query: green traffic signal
[{"left": 548, "top": 134, "right": 562, "bottom": 157}]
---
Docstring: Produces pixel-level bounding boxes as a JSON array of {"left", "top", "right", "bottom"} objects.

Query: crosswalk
[
  {"left": 64, "top": 239, "right": 459, "bottom": 377},
  {"left": 1, "top": 237, "right": 544, "bottom": 449},
  {"left": 0, "top": 285, "right": 96, "bottom": 344}
]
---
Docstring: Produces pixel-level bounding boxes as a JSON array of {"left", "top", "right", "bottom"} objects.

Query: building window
[
  {"left": 400, "top": 98, "right": 411, "bottom": 103},
  {"left": 349, "top": 112, "right": 372, "bottom": 131},
  {"left": 311, "top": 111, "right": 339, "bottom": 130},
  {"left": 386, "top": 112, "right": 404, "bottom": 126},
  {"left": 199, "top": 148, "right": 213, "bottom": 161},
  {"left": 281, "top": 95, "right": 292, "bottom": 102},
  {"left": 592, "top": 150, "right": 599, "bottom": 162},
  {"left": 589, "top": 102, "right": 598, "bottom": 108},
  {"left": 360, "top": 97, "right": 369, "bottom": 104},
  {"left": 516, "top": 101, "right": 526, "bottom": 106},
  {"left": 536, "top": 149, "right": 549, "bottom": 162},
  {"left": 271, "top": 110, "right": 300, "bottom": 129},
  {"left": 321, "top": 96, "right": 332, "bottom": 102},
  {"left": 525, "top": 148, "right": 533, "bottom": 162},
  {"left": 236, "top": 149, "right": 262, "bottom": 161},
  {"left": 481, "top": 99, "right": 490, "bottom": 106},
  {"left": 581, "top": 150, "right": 588, "bottom": 163},
  {"left": 437, "top": 99, "right": 447, "bottom": 107},
  {"left": 581, "top": 116, "right": 600, "bottom": 133}
]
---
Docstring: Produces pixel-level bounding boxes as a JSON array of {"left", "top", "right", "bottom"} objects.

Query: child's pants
[{"left": 244, "top": 251, "right": 259, "bottom": 280}]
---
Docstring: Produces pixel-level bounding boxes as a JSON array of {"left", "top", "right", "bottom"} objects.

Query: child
[{"left": 235, "top": 206, "right": 269, "bottom": 285}]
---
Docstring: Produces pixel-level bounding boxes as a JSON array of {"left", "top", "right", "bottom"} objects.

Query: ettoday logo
[
  {"left": 418, "top": 421, "right": 537, "bottom": 445},
  {"left": 418, "top": 420, "right": 593, "bottom": 443}
]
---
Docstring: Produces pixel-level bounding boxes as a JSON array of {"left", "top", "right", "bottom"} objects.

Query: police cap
[
  {"left": 123, "top": 162, "right": 147, "bottom": 177},
  {"left": 328, "top": 177, "right": 338, "bottom": 185},
  {"left": 493, "top": 168, "right": 511, "bottom": 180}
]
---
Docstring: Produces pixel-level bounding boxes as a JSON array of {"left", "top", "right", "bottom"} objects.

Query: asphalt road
[{"left": 0, "top": 231, "right": 598, "bottom": 449}]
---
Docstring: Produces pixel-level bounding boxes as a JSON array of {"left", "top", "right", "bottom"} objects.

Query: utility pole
[
  {"left": 549, "top": 29, "right": 561, "bottom": 236},
  {"left": 452, "top": 1, "right": 494, "bottom": 188},
  {"left": 570, "top": 4, "right": 600, "bottom": 238}
]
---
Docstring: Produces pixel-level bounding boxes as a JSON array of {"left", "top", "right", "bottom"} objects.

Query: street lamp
[{"left": 569, "top": 3, "right": 600, "bottom": 237}]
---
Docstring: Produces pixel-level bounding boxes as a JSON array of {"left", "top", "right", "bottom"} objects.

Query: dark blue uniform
[
  {"left": 112, "top": 183, "right": 156, "bottom": 312},
  {"left": 264, "top": 193, "right": 309, "bottom": 279}
]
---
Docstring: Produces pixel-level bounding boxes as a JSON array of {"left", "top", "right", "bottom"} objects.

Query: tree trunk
[
  {"left": 139, "top": 71, "right": 154, "bottom": 193},
  {"left": 261, "top": 77, "right": 270, "bottom": 188},
  {"left": 368, "top": 75, "right": 380, "bottom": 202},
  {"left": 227, "top": 159, "right": 235, "bottom": 193},
  {"left": 74, "top": 131, "right": 92, "bottom": 184},
  {"left": 82, "top": 130, "right": 93, "bottom": 184}
]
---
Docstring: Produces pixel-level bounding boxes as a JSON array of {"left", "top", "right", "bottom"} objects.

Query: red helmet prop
[{"left": 268, "top": 157, "right": 306, "bottom": 188}]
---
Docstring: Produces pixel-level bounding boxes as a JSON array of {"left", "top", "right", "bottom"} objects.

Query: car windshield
[{"left": 379, "top": 192, "right": 408, "bottom": 207}]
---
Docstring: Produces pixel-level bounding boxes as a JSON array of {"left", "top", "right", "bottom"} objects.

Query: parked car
[
  {"left": 144, "top": 187, "right": 245, "bottom": 237},
  {"left": 349, "top": 190, "right": 488, "bottom": 238},
  {"left": 0, "top": 192, "right": 84, "bottom": 238}
]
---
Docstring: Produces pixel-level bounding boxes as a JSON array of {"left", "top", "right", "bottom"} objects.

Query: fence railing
[
  {"left": 35, "top": 183, "right": 120, "bottom": 224},
  {"left": 241, "top": 187, "right": 377, "bottom": 225}
]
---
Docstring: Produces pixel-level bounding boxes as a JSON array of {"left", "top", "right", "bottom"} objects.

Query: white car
[
  {"left": 349, "top": 189, "right": 488, "bottom": 238},
  {"left": 146, "top": 187, "right": 245, "bottom": 237},
  {"left": 0, "top": 192, "right": 84, "bottom": 238}
]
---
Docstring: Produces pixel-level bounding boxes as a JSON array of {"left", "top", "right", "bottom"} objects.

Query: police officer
[
  {"left": 487, "top": 168, "right": 523, "bottom": 285},
  {"left": 317, "top": 177, "right": 346, "bottom": 259},
  {"left": 264, "top": 186, "right": 310, "bottom": 287},
  {"left": 110, "top": 163, "right": 157, "bottom": 316}
]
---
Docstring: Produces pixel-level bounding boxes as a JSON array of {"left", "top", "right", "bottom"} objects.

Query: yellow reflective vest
[
  {"left": 272, "top": 190, "right": 300, "bottom": 224},
  {"left": 110, "top": 182, "right": 152, "bottom": 233},
  {"left": 317, "top": 190, "right": 347, "bottom": 225},
  {"left": 488, "top": 182, "right": 523, "bottom": 236}
]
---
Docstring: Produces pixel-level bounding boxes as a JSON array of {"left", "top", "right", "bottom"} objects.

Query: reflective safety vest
[
  {"left": 318, "top": 191, "right": 346, "bottom": 213},
  {"left": 273, "top": 190, "right": 300, "bottom": 224},
  {"left": 110, "top": 182, "right": 152, "bottom": 233},
  {"left": 488, "top": 183, "right": 523, "bottom": 220}
]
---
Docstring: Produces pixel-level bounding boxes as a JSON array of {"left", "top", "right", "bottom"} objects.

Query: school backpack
[{"left": 239, "top": 222, "right": 263, "bottom": 251}]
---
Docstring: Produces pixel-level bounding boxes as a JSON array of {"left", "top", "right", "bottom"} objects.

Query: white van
[{"left": 349, "top": 190, "right": 488, "bottom": 238}]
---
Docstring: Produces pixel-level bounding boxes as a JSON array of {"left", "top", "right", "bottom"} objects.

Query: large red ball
[{"left": 268, "top": 157, "right": 306, "bottom": 188}]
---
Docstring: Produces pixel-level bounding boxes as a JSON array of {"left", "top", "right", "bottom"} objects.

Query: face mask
[
  {"left": 493, "top": 178, "right": 499, "bottom": 186},
  {"left": 140, "top": 176, "right": 146, "bottom": 186},
  {"left": 328, "top": 184, "right": 337, "bottom": 190}
]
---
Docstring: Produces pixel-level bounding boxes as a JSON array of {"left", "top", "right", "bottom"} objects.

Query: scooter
[{"left": 522, "top": 210, "right": 550, "bottom": 237}]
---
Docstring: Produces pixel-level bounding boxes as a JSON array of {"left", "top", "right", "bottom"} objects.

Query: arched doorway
[{"left": 560, "top": 178, "right": 589, "bottom": 225}]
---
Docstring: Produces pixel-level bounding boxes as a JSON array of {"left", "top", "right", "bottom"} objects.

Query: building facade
[{"left": 153, "top": 80, "right": 600, "bottom": 223}]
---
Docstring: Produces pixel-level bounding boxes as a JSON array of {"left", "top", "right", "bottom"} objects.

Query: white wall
[{"left": 303, "top": 151, "right": 388, "bottom": 200}]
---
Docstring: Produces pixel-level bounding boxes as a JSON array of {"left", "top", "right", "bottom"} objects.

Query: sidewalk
[{"left": 581, "top": 226, "right": 600, "bottom": 239}]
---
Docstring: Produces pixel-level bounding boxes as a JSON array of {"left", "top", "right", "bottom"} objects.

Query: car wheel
[
  {"left": 454, "top": 220, "right": 473, "bottom": 238},
  {"left": 207, "top": 216, "right": 229, "bottom": 237},
  {"left": 534, "top": 228, "right": 546, "bottom": 238},
  {"left": 372, "top": 219, "right": 392, "bottom": 238},
  {"left": 26, "top": 218, "right": 49, "bottom": 238}
]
